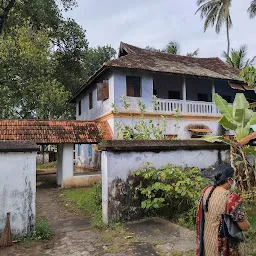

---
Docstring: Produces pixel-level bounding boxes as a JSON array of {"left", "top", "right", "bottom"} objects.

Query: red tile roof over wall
[{"left": 0, "top": 120, "right": 112, "bottom": 144}]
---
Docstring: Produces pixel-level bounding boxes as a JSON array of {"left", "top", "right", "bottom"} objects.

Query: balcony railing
[
  {"left": 119, "top": 97, "right": 221, "bottom": 116},
  {"left": 156, "top": 99, "right": 220, "bottom": 116}
]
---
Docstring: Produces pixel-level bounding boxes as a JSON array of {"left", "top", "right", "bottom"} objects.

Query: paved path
[{"left": 0, "top": 187, "right": 196, "bottom": 256}]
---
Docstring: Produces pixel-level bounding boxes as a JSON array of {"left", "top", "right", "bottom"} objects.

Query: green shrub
[
  {"left": 132, "top": 163, "right": 208, "bottom": 225},
  {"left": 34, "top": 217, "right": 53, "bottom": 240},
  {"left": 16, "top": 217, "right": 53, "bottom": 243}
]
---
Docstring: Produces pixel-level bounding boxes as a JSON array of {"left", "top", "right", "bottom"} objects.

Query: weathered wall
[
  {"left": 100, "top": 140, "right": 230, "bottom": 223},
  {"left": 76, "top": 72, "right": 114, "bottom": 121},
  {"left": 112, "top": 117, "right": 222, "bottom": 139},
  {"left": 0, "top": 152, "right": 36, "bottom": 235},
  {"left": 63, "top": 174, "right": 101, "bottom": 188}
]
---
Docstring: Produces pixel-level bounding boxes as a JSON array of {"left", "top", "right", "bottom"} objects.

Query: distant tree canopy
[
  {"left": 223, "top": 45, "right": 256, "bottom": 69},
  {"left": 0, "top": 0, "right": 116, "bottom": 119}
]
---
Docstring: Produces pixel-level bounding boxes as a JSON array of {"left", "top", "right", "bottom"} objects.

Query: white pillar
[
  {"left": 101, "top": 151, "right": 109, "bottom": 224},
  {"left": 56, "top": 143, "right": 74, "bottom": 187},
  {"left": 62, "top": 143, "right": 74, "bottom": 187},
  {"left": 57, "top": 144, "right": 63, "bottom": 186},
  {"left": 182, "top": 76, "right": 187, "bottom": 113},
  {"left": 212, "top": 80, "right": 217, "bottom": 114},
  {"left": 212, "top": 79, "right": 215, "bottom": 102}
]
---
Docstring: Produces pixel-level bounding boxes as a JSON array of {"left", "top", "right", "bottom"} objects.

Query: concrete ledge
[
  {"left": 99, "top": 140, "right": 229, "bottom": 152},
  {"left": 0, "top": 140, "right": 38, "bottom": 152},
  {"left": 63, "top": 174, "right": 101, "bottom": 188}
]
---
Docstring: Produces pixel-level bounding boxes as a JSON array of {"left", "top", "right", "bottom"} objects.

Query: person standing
[{"left": 196, "top": 164, "right": 250, "bottom": 256}]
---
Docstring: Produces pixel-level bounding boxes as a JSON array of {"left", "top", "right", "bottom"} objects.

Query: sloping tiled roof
[
  {"left": 109, "top": 42, "right": 241, "bottom": 81},
  {"left": 70, "top": 42, "right": 242, "bottom": 102},
  {"left": 0, "top": 120, "right": 112, "bottom": 144}
]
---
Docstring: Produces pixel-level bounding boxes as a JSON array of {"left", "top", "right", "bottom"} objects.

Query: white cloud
[{"left": 64, "top": 0, "right": 256, "bottom": 58}]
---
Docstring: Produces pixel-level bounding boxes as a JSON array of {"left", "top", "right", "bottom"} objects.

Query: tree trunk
[
  {"left": 226, "top": 18, "right": 230, "bottom": 56},
  {"left": 0, "top": 0, "right": 16, "bottom": 35}
]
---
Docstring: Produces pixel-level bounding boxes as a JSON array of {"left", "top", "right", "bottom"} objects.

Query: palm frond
[
  {"left": 165, "top": 41, "right": 181, "bottom": 55},
  {"left": 222, "top": 51, "right": 234, "bottom": 67},
  {"left": 187, "top": 49, "right": 199, "bottom": 57},
  {"left": 224, "top": 45, "right": 252, "bottom": 69},
  {"left": 248, "top": 0, "right": 256, "bottom": 18}
]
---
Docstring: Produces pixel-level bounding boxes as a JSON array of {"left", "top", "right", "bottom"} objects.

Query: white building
[{"left": 70, "top": 42, "right": 256, "bottom": 167}]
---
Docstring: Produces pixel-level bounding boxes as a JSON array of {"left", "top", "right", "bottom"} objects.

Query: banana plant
[
  {"left": 214, "top": 93, "right": 256, "bottom": 141},
  {"left": 204, "top": 93, "right": 256, "bottom": 192},
  {"left": 240, "top": 66, "right": 256, "bottom": 88}
]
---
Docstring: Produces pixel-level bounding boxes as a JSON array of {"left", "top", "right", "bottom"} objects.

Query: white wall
[
  {"left": 76, "top": 73, "right": 115, "bottom": 121},
  {"left": 101, "top": 148, "right": 229, "bottom": 223},
  {"left": 113, "top": 117, "right": 221, "bottom": 139},
  {"left": 0, "top": 152, "right": 36, "bottom": 235},
  {"left": 113, "top": 70, "right": 153, "bottom": 111}
]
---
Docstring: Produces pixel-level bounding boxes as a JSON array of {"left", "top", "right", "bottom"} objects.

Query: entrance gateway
[{"left": 0, "top": 119, "right": 112, "bottom": 187}]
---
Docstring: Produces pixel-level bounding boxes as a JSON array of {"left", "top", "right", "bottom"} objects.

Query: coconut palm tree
[
  {"left": 162, "top": 41, "right": 199, "bottom": 57},
  {"left": 164, "top": 41, "right": 181, "bottom": 54},
  {"left": 196, "top": 0, "right": 232, "bottom": 56},
  {"left": 222, "top": 45, "right": 256, "bottom": 69},
  {"left": 248, "top": 0, "right": 256, "bottom": 18}
]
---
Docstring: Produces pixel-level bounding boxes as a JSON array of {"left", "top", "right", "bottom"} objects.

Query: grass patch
[
  {"left": 245, "top": 206, "right": 256, "bottom": 255},
  {"left": 36, "top": 161, "right": 57, "bottom": 169},
  {"left": 62, "top": 183, "right": 103, "bottom": 228},
  {"left": 15, "top": 217, "right": 53, "bottom": 246}
]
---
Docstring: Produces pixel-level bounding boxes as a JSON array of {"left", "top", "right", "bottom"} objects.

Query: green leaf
[
  {"left": 233, "top": 108, "right": 253, "bottom": 127},
  {"left": 214, "top": 94, "right": 234, "bottom": 121},
  {"left": 233, "top": 93, "right": 250, "bottom": 112},
  {"left": 249, "top": 112, "right": 256, "bottom": 125},
  {"left": 218, "top": 116, "right": 237, "bottom": 130}
]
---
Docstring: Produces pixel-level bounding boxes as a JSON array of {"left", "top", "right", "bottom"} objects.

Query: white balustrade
[
  {"left": 156, "top": 99, "right": 220, "bottom": 116},
  {"left": 119, "top": 97, "right": 221, "bottom": 116}
]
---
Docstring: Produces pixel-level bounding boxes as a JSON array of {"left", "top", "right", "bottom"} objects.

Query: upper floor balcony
[{"left": 119, "top": 73, "right": 256, "bottom": 116}]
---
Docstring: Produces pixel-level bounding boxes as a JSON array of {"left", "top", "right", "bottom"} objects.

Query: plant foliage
[
  {"left": 132, "top": 163, "right": 208, "bottom": 225},
  {"left": 240, "top": 66, "right": 256, "bottom": 88}
]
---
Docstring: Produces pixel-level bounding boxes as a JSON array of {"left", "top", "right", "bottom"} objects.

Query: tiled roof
[
  {"left": 107, "top": 42, "right": 242, "bottom": 81},
  {"left": 0, "top": 120, "right": 112, "bottom": 144},
  {"left": 70, "top": 42, "right": 242, "bottom": 103}
]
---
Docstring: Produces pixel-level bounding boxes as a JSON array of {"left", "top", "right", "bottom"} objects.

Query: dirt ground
[{"left": 0, "top": 185, "right": 196, "bottom": 256}]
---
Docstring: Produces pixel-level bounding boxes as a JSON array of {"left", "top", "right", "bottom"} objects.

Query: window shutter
[
  {"left": 103, "top": 80, "right": 109, "bottom": 100},
  {"left": 127, "top": 84, "right": 134, "bottom": 97},
  {"left": 97, "top": 83, "right": 103, "bottom": 101}
]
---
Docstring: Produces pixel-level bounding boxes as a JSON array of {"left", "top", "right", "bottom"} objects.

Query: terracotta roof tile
[{"left": 0, "top": 120, "right": 112, "bottom": 144}]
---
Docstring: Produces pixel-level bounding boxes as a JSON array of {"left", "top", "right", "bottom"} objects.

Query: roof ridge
[{"left": 121, "top": 42, "right": 221, "bottom": 60}]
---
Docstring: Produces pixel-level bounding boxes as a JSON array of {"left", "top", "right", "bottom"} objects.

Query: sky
[{"left": 64, "top": 0, "right": 256, "bottom": 59}]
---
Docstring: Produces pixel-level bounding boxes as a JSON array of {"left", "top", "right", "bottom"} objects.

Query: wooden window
[
  {"left": 97, "top": 80, "right": 109, "bottom": 101},
  {"left": 97, "top": 83, "right": 103, "bottom": 101},
  {"left": 103, "top": 80, "right": 109, "bottom": 100},
  {"left": 168, "top": 91, "right": 181, "bottom": 100},
  {"left": 89, "top": 92, "right": 93, "bottom": 109},
  {"left": 78, "top": 100, "right": 81, "bottom": 115},
  {"left": 126, "top": 76, "right": 141, "bottom": 97}
]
